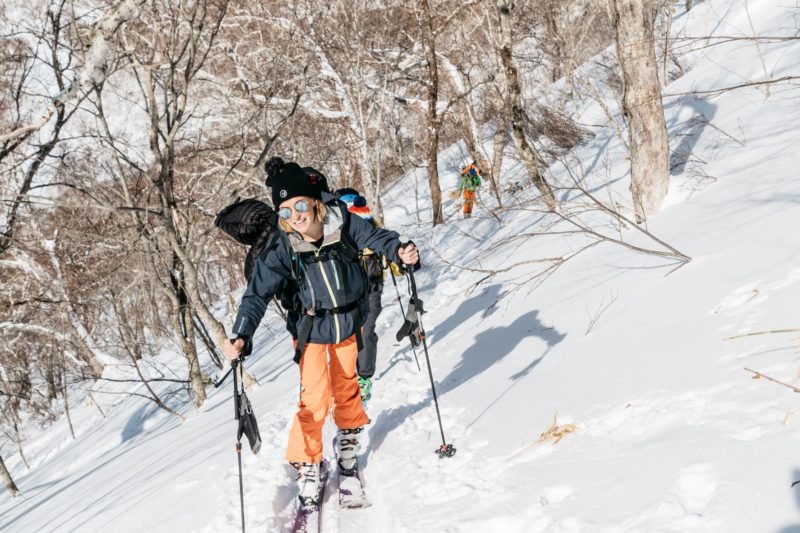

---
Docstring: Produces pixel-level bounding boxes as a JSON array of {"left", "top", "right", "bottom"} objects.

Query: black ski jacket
[{"left": 232, "top": 193, "right": 410, "bottom": 346}]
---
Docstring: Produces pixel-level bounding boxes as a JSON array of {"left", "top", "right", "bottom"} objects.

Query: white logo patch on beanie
[{"left": 280, "top": 189, "right": 287, "bottom": 198}]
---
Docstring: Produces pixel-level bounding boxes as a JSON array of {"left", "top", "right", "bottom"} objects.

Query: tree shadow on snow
[
  {"left": 776, "top": 468, "right": 800, "bottom": 533},
  {"left": 438, "top": 309, "right": 565, "bottom": 396},
  {"left": 428, "top": 284, "right": 504, "bottom": 344},
  {"left": 374, "top": 283, "right": 506, "bottom": 381},
  {"left": 366, "top": 308, "right": 565, "bottom": 465},
  {"left": 665, "top": 95, "right": 718, "bottom": 176},
  {"left": 120, "top": 404, "right": 152, "bottom": 443}
]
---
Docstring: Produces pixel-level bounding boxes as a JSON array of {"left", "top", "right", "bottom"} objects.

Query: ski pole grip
[
  {"left": 228, "top": 336, "right": 246, "bottom": 361},
  {"left": 398, "top": 236, "right": 418, "bottom": 294}
]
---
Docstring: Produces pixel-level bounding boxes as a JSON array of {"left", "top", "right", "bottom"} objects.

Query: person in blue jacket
[{"left": 223, "top": 158, "right": 419, "bottom": 506}]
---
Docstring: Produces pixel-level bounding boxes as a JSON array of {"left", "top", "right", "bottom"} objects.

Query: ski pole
[
  {"left": 232, "top": 355, "right": 246, "bottom": 533},
  {"left": 388, "top": 261, "right": 421, "bottom": 372},
  {"left": 398, "top": 238, "right": 456, "bottom": 459}
]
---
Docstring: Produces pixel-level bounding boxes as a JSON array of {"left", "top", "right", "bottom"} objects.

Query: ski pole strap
[
  {"left": 407, "top": 269, "right": 418, "bottom": 299},
  {"left": 237, "top": 390, "right": 262, "bottom": 454},
  {"left": 396, "top": 296, "right": 424, "bottom": 345},
  {"left": 294, "top": 315, "right": 314, "bottom": 364},
  {"left": 355, "top": 328, "right": 364, "bottom": 353},
  {"left": 214, "top": 366, "right": 234, "bottom": 388},
  {"left": 232, "top": 359, "right": 241, "bottom": 422}
]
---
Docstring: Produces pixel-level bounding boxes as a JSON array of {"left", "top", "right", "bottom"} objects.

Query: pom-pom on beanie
[{"left": 348, "top": 195, "right": 372, "bottom": 221}]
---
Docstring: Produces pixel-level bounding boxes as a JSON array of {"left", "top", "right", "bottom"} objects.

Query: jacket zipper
[
  {"left": 316, "top": 259, "right": 341, "bottom": 344},
  {"left": 333, "top": 262, "right": 342, "bottom": 290}
]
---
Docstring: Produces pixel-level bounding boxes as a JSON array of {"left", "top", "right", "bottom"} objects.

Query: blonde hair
[{"left": 278, "top": 198, "right": 327, "bottom": 233}]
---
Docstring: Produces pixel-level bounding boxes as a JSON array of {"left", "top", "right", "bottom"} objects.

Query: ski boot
[
  {"left": 357, "top": 376, "right": 372, "bottom": 407},
  {"left": 295, "top": 462, "right": 322, "bottom": 506},
  {"left": 336, "top": 427, "right": 369, "bottom": 508}
]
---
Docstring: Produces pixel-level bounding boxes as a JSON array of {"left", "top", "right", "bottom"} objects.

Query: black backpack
[
  {"left": 214, "top": 198, "right": 300, "bottom": 310},
  {"left": 214, "top": 198, "right": 277, "bottom": 247}
]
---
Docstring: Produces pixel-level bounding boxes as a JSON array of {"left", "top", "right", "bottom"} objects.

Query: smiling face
[{"left": 279, "top": 196, "right": 323, "bottom": 239}]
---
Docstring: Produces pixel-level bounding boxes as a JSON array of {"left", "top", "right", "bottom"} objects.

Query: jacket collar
[{"left": 286, "top": 196, "right": 348, "bottom": 253}]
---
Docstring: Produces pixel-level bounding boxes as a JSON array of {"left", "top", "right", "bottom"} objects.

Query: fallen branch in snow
[
  {"left": 726, "top": 328, "right": 800, "bottom": 340},
  {"left": 669, "top": 35, "right": 800, "bottom": 46},
  {"left": 506, "top": 414, "right": 576, "bottom": 461},
  {"left": 744, "top": 368, "right": 800, "bottom": 394},
  {"left": 538, "top": 414, "right": 577, "bottom": 444},
  {"left": 562, "top": 182, "right": 692, "bottom": 262}
]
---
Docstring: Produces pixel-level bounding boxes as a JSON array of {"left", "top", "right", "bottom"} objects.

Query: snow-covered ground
[{"left": 4, "top": 1, "right": 800, "bottom": 531}]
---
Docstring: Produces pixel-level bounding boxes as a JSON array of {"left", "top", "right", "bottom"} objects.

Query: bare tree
[
  {"left": 609, "top": 0, "right": 670, "bottom": 223},
  {"left": 0, "top": 454, "right": 18, "bottom": 496},
  {"left": 1, "top": 1, "right": 80, "bottom": 257},
  {"left": 0, "top": 0, "right": 147, "bottom": 146},
  {"left": 420, "top": 0, "right": 446, "bottom": 225},
  {"left": 496, "top": 1, "right": 557, "bottom": 212}
]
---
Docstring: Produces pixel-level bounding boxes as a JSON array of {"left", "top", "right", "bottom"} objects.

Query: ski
[
  {"left": 338, "top": 461, "right": 369, "bottom": 509},
  {"left": 334, "top": 433, "right": 370, "bottom": 509},
  {"left": 291, "top": 461, "right": 329, "bottom": 533}
]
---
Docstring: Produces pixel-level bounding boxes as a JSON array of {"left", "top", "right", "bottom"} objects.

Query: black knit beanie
[
  {"left": 302, "top": 167, "right": 331, "bottom": 194},
  {"left": 264, "top": 156, "right": 322, "bottom": 207}
]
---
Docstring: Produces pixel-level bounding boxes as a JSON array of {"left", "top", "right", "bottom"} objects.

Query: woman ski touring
[{"left": 222, "top": 158, "right": 420, "bottom": 527}]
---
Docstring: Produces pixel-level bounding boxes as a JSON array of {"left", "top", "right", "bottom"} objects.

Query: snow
[{"left": 4, "top": 1, "right": 800, "bottom": 532}]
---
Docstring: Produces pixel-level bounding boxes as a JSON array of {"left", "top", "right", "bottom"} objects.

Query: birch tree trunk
[
  {"left": 0, "top": 454, "right": 18, "bottom": 497},
  {"left": 490, "top": 106, "right": 509, "bottom": 201},
  {"left": 610, "top": 0, "right": 670, "bottom": 223},
  {"left": 61, "top": 360, "right": 76, "bottom": 439},
  {"left": 7, "top": 409, "right": 29, "bottom": 469},
  {"left": 423, "top": 0, "right": 444, "bottom": 226},
  {"left": 497, "top": 2, "right": 557, "bottom": 212}
]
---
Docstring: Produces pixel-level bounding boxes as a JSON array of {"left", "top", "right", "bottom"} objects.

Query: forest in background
[{"left": 0, "top": 0, "right": 725, "bottom": 494}]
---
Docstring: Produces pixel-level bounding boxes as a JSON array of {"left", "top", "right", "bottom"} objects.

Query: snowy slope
[{"left": 4, "top": 1, "right": 800, "bottom": 532}]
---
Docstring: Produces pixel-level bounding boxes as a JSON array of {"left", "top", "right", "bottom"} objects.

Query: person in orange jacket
[{"left": 458, "top": 160, "right": 482, "bottom": 218}]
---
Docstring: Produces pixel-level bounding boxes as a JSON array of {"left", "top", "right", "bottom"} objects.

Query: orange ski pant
[
  {"left": 463, "top": 190, "right": 476, "bottom": 215},
  {"left": 285, "top": 335, "right": 369, "bottom": 464}
]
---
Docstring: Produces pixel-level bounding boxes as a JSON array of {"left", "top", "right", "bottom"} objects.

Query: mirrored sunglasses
[{"left": 278, "top": 199, "right": 310, "bottom": 220}]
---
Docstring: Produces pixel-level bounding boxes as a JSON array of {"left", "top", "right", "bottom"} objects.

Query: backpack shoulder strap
[
  {"left": 336, "top": 202, "right": 361, "bottom": 260},
  {"left": 275, "top": 229, "right": 303, "bottom": 283}
]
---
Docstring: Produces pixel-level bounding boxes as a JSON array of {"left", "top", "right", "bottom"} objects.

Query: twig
[
  {"left": 662, "top": 75, "right": 800, "bottom": 99},
  {"left": 86, "top": 390, "right": 106, "bottom": 418},
  {"left": 585, "top": 290, "right": 618, "bottom": 335},
  {"left": 89, "top": 389, "right": 186, "bottom": 421},
  {"left": 727, "top": 329, "right": 800, "bottom": 340},
  {"left": 744, "top": 368, "right": 800, "bottom": 394}
]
